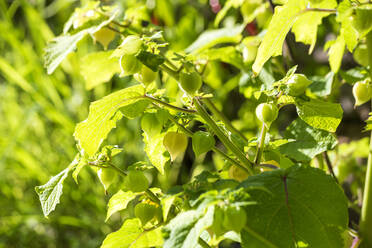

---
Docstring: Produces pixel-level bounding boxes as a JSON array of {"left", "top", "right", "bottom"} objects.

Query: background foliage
[{"left": 0, "top": 0, "right": 371, "bottom": 247}]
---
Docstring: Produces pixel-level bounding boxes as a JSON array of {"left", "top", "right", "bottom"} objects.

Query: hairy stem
[
  {"left": 144, "top": 95, "right": 196, "bottom": 114},
  {"left": 203, "top": 98, "right": 248, "bottom": 143},
  {"left": 194, "top": 97, "right": 254, "bottom": 175},
  {"left": 359, "top": 31, "right": 372, "bottom": 246},
  {"left": 198, "top": 237, "right": 212, "bottom": 248},
  {"left": 107, "top": 162, "right": 127, "bottom": 176},
  {"left": 322, "top": 152, "right": 339, "bottom": 184},
  {"left": 254, "top": 123, "right": 267, "bottom": 166}
]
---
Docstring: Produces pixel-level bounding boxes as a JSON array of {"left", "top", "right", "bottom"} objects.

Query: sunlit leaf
[{"left": 74, "top": 85, "right": 148, "bottom": 157}]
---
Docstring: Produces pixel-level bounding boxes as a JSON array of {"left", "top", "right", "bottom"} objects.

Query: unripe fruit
[
  {"left": 209, "top": 207, "right": 227, "bottom": 236},
  {"left": 179, "top": 71, "right": 202, "bottom": 95},
  {"left": 141, "top": 113, "right": 162, "bottom": 136},
  {"left": 97, "top": 168, "right": 117, "bottom": 191},
  {"left": 93, "top": 27, "right": 116, "bottom": 50},
  {"left": 222, "top": 206, "right": 247, "bottom": 232},
  {"left": 192, "top": 131, "right": 215, "bottom": 157},
  {"left": 353, "top": 80, "right": 372, "bottom": 106},
  {"left": 123, "top": 170, "right": 149, "bottom": 192},
  {"left": 163, "top": 132, "right": 188, "bottom": 161},
  {"left": 134, "top": 202, "right": 157, "bottom": 225},
  {"left": 134, "top": 65, "right": 157, "bottom": 86},
  {"left": 228, "top": 165, "right": 249, "bottom": 182},
  {"left": 121, "top": 35, "right": 143, "bottom": 55},
  {"left": 120, "top": 54, "right": 142, "bottom": 76},
  {"left": 255, "top": 103, "right": 278, "bottom": 127},
  {"left": 286, "top": 74, "right": 312, "bottom": 96}
]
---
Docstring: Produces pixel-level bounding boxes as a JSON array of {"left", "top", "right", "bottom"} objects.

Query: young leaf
[
  {"left": 44, "top": 30, "right": 87, "bottom": 75},
  {"left": 292, "top": 0, "right": 337, "bottom": 54},
  {"left": 106, "top": 190, "right": 138, "bottom": 221},
  {"left": 295, "top": 98, "right": 343, "bottom": 132},
  {"left": 309, "top": 71, "right": 334, "bottom": 97},
  {"left": 44, "top": 11, "right": 117, "bottom": 74},
  {"left": 74, "top": 85, "right": 148, "bottom": 157},
  {"left": 35, "top": 156, "right": 79, "bottom": 217},
  {"left": 241, "top": 165, "right": 348, "bottom": 248},
  {"left": 326, "top": 36, "right": 345, "bottom": 73},
  {"left": 163, "top": 206, "right": 215, "bottom": 248},
  {"left": 252, "top": 0, "right": 306, "bottom": 74},
  {"left": 101, "top": 218, "right": 163, "bottom": 248},
  {"left": 278, "top": 118, "right": 337, "bottom": 161},
  {"left": 80, "top": 51, "right": 121, "bottom": 90},
  {"left": 135, "top": 51, "right": 165, "bottom": 72}
]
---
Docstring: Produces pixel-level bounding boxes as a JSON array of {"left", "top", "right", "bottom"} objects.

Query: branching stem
[
  {"left": 144, "top": 95, "right": 196, "bottom": 114},
  {"left": 194, "top": 97, "right": 254, "bottom": 175},
  {"left": 202, "top": 98, "right": 248, "bottom": 143},
  {"left": 254, "top": 123, "right": 267, "bottom": 166}
]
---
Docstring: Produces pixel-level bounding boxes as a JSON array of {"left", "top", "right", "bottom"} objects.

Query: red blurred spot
[
  {"left": 245, "top": 22, "right": 257, "bottom": 35},
  {"left": 151, "top": 15, "right": 159, "bottom": 25},
  {"left": 210, "top": 0, "right": 221, "bottom": 13}
]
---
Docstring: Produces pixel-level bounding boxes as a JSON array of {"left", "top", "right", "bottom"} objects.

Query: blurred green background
[
  {"left": 0, "top": 0, "right": 370, "bottom": 247},
  {"left": 0, "top": 0, "right": 213, "bottom": 247}
]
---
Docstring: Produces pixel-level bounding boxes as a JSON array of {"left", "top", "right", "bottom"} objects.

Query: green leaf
[
  {"left": 143, "top": 132, "right": 169, "bottom": 174},
  {"left": 278, "top": 118, "right": 337, "bottom": 161},
  {"left": 163, "top": 206, "right": 215, "bottom": 248},
  {"left": 44, "top": 12, "right": 117, "bottom": 74},
  {"left": 74, "top": 85, "right": 148, "bottom": 157},
  {"left": 186, "top": 25, "right": 245, "bottom": 54},
  {"left": 340, "top": 18, "right": 359, "bottom": 52},
  {"left": 35, "top": 156, "right": 78, "bottom": 217},
  {"left": 44, "top": 30, "right": 87, "bottom": 74},
  {"left": 340, "top": 67, "right": 368, "bottom": 84},
  {"left": 106, "top": 190, "right": 138, "bottom": 221},
  {"left": 326, "top": 35, "right": 345, "bottom": 73},
  {"left": 292, "top": 0, "right": 337, "bottom": 54},
  {"left": 198, "top": 46, "right": 245, "bottom": 69},
  {"left": 135, "top": 51, "right": 165, "bottom": 72},
  {"left": 295, "top": 98, "right": 343, "bottom": 132},
  {"left": 81, "top": 51, "right": 121, "bottom": 90},
  {"left": 241, "top": 166, "right": 349, "bottom": 248},
  {"left": 252, "top": 0, "right": 306, "bottom": 74},
  {"left": 101, "top": 218, "right": 163, "bottom": 248},
  {"left": 309, "top": 71, "right": 334, "bottom": 97}
]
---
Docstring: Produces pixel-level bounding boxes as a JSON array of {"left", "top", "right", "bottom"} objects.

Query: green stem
[
  {"left": 144, "top": 95, "right": 196, "bottom": 114},
  {"left": 322, "top": 152, "right": 339, "bottom": 184},
  {"left": 107, "top": 162, "right": 127, "bottom": 176},
  {"left": 359, "top": 31, "right": 372, "bottom": 246},
  {"left": 254, "top": 123, "right": 267, "bottom": 166},
  {"left": 160, "top": 64, "right": 179, "bottom": 80},
  {"left": 145, "top": 189, "right": 161, "bottom": 205},
  {"left": 360, "top": 101, "right": 372, "bottom": 245},
  {"left": 202, "top": 98, "right": 248, "bottom": 143},
  {"left": 198, "top": 238, "right": 211, "bottom": 248},
  {"left": 194, "top": 97, "right": 254, "bottom": 175}
]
